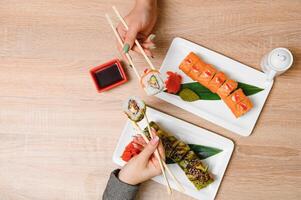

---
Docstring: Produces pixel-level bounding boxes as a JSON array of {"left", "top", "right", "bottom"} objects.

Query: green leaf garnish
[
  {"left": 169, "top": 81, "right": 264, "bottom": 101},
  {"left": 166, "top": 144, "right": 222, "bottom": 164}
]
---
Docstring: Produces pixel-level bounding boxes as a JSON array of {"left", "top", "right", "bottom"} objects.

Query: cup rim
[{"left": 268, "top": 47, "right": 293, "bottom": 71}]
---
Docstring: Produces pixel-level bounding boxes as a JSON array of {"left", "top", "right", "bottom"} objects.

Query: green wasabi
[{"left": 179, "top": 88, "right": 200, "bottom": 102}]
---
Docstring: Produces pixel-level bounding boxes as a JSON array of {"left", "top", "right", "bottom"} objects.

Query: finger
[
  {"left": 150, "top": 127, "right": 157, "bottom": 138},
  {"left": 116, "top": 24, "right": 127, "bottom": 42},
  {"left": 133, "top": 135, "right": 147, "bottom": 147},
  {"left": 150, "top": 128, "right": 165, "bottom": 160},
  {"left": 138, "top": 136, "right": 159, "bottom": 162},
  {"left": 149, "top": 155, "right": 163, "bottom": 176},
  {"left": 117, "top": 43, "right": 129, "bottom": 63},
  {"left": 132, "top": 143, "right": 144, "bottom": 151},
  {"left": 115, "top": 28, "right": 130, "bottom": 63},
  {"left": 141, "top": 41, "right": 156, "bottom": 50},
  {"left": 137, "top": 135, "right": 147, "bottom": 146},
  {"left": 150, "top": 155, "right": 160, "bottom": 168},
  {"left": 123, "top": 25, "right": 139, "bottom": 53},
  {"left": 132, "top": 45, "right": 154, "bottom": 58},
  {"left": 145, "top": 34, "right": 156, "bottom": 43},
  {"left": 157, "top": 141, "right": 165, "bottom": 161}
]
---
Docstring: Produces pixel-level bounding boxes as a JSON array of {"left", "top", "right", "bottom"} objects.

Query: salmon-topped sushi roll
[
  {"left": 224, "top": 88, "right": 247, "bottom": 114},
  {"left": 197, "top": 64, "right": 217, "bottom": 87},
  {"left": 207, "top": 72, "right": 227, "bottom": 93},
  {"left": 233, "top": 97, "right": 253, "bottom": 118},
  {"left": 179, "top": 52, "right": 201, "bottom": 74},
  {"left": 217, "top": 79, "right": 238, "bottom": 99},
  {"left": 189, "top": 60, "right": 205, "bottom": 81}
]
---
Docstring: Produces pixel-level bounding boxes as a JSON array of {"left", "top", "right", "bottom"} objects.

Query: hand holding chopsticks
[
  {"left": 105, "top": 14, "right": 141, "bottom": 80},
  {"left": 131, "top": 121, "right": 185, "bottom": 193},
  {"left": 130, "top": 120, "right": 172, "bottom": 194},
  {"left": 112, "top": 6, "right": 156, "bottom": 70}
]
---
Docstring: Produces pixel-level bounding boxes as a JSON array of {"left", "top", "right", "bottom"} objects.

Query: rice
[{"left": 141, "top": 70, "right": 164, "bottom": 96}]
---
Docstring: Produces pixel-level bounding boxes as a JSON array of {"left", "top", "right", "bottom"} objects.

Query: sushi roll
[
  {"left": 161, "top": 136, "right": 181, "bottom": 158},
  {"left": 123, "top": 96, "right": 146, "bottom": 122},
  {"left": 179, "top": 52, "right": 203, "bottom": 74},
  {"left": 216, "top": 79, "right": 238, "bottom": 99},
  {"left": 234, "top": 97, "right": 253, "bottom": 118},
  {"left": 197, "top": 64, "right": 217, "bottom": 87},
  {"left": 169, "top": 141, "right": 191, "bottom": 163},
  {"left": 185, "top": 170, "right": 214, "bottom": 190},
  {"left": 224, "top": 88, "right": 247, "bottom": 115},
  {"left": 179, "top": 151, "right": 213, "bottom": 190},
  {"left": 179, "top": 151, "right": 207, "bottom": 172},
  {"left": 141, "top": 69, "right": 164, "bottom": 96},
  {"left": 207, "top": 72, "right": 227, "bottom": 93}
]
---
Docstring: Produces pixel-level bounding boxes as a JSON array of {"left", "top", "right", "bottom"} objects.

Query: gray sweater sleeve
[{"left": 102, "top": 169, "right": 139, "bottom": 200}]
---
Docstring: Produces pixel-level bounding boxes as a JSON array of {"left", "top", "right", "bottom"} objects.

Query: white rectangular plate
[
  {"left": 113, "top": 107, "right": 234, "bottom": 200},
  {"left": 156, "top": 37, "right": 274, "bottom": 136}
]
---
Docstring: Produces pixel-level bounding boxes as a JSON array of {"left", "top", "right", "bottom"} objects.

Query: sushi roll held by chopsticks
[
  {"left": 141, "top": 69, "right": 165, "bottom": 96},
  {"left": 123, "top": 96, "right": 146, "bottom": 122}
]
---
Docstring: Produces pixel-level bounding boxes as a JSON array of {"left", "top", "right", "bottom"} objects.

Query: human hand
[
  {"left": 118, "top": 132, "right": 165, "bottom": 185},
  {"left": 116, "top": 0, "right": 157, "bottom": 57}
]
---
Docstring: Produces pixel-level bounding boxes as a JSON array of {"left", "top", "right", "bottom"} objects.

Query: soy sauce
[{"left": 95, "top": 64, "right": 124, "bottom": 88}]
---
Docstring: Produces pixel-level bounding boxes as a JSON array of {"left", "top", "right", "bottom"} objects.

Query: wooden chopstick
[
  {"left": 112, "top": 6, "right": 156, "bottom": 71},
  {"left": 130, "top": 121, "right": 172, "bottom": 195},
  {"left": 105, "top": 14, "right": 141, "bottom": 80},
  {"left": 144, "top": 116, "right": 185, "bottom": 193}
]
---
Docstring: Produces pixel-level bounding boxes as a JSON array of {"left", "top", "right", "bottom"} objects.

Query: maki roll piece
[
  {"left": 224, "top": 88, "right": 247, "bottom": 115},
  {"left": 207, "top": 72, "right": 227, "bottom": 93},
  {"left": 123, "top": 96, "right": 146, "bottom": 122},
  {"left": 141, "top": 69, "right": 165, "bottom": 96},
  {"left": 148, "top": 121, "right": 160, "bottom": 131},
  {"left": 179, "top": 52, "right": 202, "bottom": 75},
  {"left": 197, "top": 64, "right": 217, "bottom": 88},
  {"left": 178, "top": 150, "right": 207, "bottom": 172},
  {"left": 186, "top": 171, "right": 214, "bottom": 190},
  {"left": 161, "top": 136, "right": 181, "bottom": 158},
  {"left": 179, "top": 151, "right": 214, "bottom": 190},
  {"left": 234, "top": 97, "right": 253, "bottom": 118},
  {"left": 169, "top": 141, "right": 191, "bottom": 163},
  {"left": 216, "top": 79, "right": 238, "bottom": 99},
  {"left": 188, "top": 61, "right": 205, "bottom": 81}
]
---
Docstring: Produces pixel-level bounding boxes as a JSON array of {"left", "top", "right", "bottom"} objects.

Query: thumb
[
  {"left": 138, "top": 136, "right": 159, "bottom": 161},
  {"left": 123, "top": 26, "right": 139, "bottom": 53}
]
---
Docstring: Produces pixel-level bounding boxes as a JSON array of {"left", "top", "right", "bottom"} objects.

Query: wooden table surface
[{"left": 1, "top": 0, "right": 301, "bottom": 199}]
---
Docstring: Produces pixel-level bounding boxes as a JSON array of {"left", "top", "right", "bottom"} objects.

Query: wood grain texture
[{"left": 0, "top": 0, "right": 300, "bottom": 199}]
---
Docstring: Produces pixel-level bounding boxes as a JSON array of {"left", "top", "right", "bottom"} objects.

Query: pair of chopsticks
[
  {"left": 131, "top": 118, "right": 185, "bottom": 194},
  {"left": 105, "top": 6, "right": 156, "bottom": 81}
]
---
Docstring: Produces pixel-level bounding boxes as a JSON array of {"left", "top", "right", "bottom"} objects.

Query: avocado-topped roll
[
  {"left": 179, "top": 150, "right": 213, "bottom": 190},
  {"left": 179, "top": 151, "right": 207, "bottom": 172},
  {"left": 159, "top": 136, "right": 180, "bottom": 158},
  {"left": 141, "top": 69, "right": 164, "bottom": 96},
  {"left": 169, "top": 141, "right": 190, "bottom": 163},
  {"left": 123, "top": 96, "right": 146, "bottom": 122}
]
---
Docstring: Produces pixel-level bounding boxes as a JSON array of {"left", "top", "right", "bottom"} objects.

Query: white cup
[{"left": 261, "top": 47, "right": 293, "bottom": 81}]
